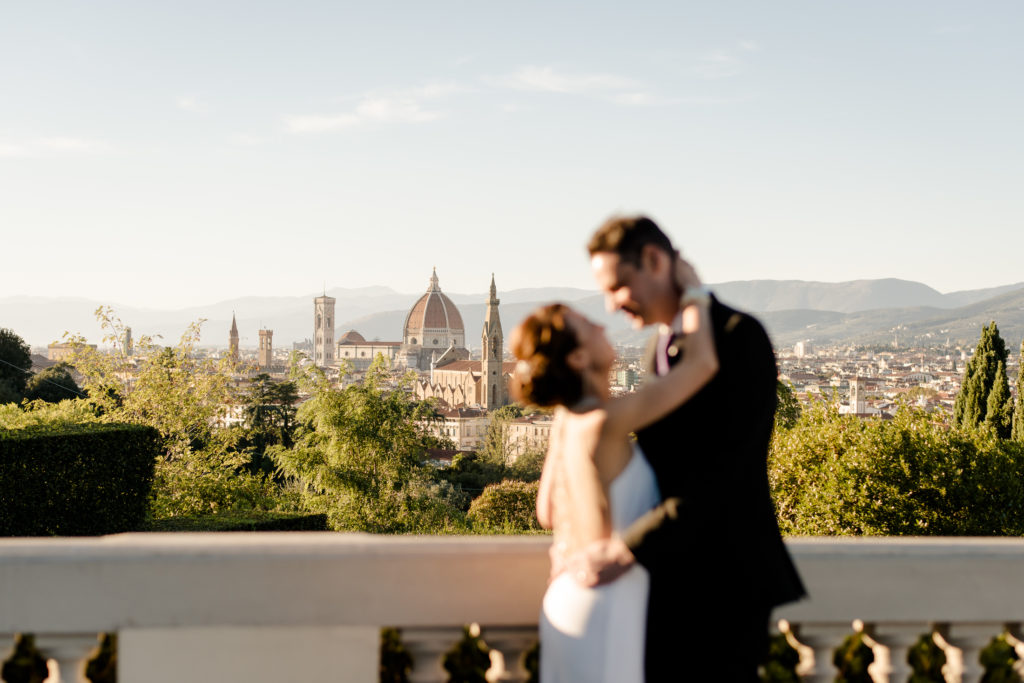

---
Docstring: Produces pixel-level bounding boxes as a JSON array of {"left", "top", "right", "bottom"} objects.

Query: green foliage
[
  {"left": 908, "top": 634, "right": 946, "bottom": 683},
  {"left": 442, "top": 626, "right": 491, "bottom": 683},
  {"left": 478, "top": 403, "right": 525, "bottom": 467},
  {"left": 0, "top": 327, "right": 32, "bottom": 403},
  {"left": 63, "top": 308, "right": 286, "bottom": 519},
  {"left": 955, "top": 321, "right": 1009, "bottom": 431},
  {"left": 467, "top": 480, "right": 541, "bottom": 532},
  {"left": 985, "top": 361, "right": 1014, "bottom": 438},
  {"left": 24, "top": 362, "right": 84, "bottom": 404},
  {"left": 238, "top": 374, "right": 300, "bottom": 475},
  {"left": 833, "top": 633, "right": 874, "bottom": 683},
  {"left": 84, "top": 634, "right": 117, "bottom": 683},
  {"left": 380, "top": 628, "right": 412, "bottom": 683},
  {"left": 980, "top": 634, "right": 1021, "bottom": 683},
  {"left": 1014, "top": 339, "right": 1024, "bottom": 443},
  {"left": 144, "top": 510, "right": 326, "bottom": 532},
  {"left": 0, "top": 423, "right": 160, "bottom": 536},
  {"left": 761, "top": 633, "right": 801, "bottom": 683},
  {"left": 776, "top": 380, "right": 801, "bottom": 430},
  {"left": 273, "top": 359, "right": 470, "bottom": 533},
  {"left": 1, "top": 635, "right": 48, "bottom": 683},
  {"left": 0, "top": 398, "right": 100, "bottom": 429},
  {"left": 770, "top": 403, "right": 1024, "bottom": 536}
]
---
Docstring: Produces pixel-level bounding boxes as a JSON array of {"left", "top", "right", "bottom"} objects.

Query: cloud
[
  {"left": 488, "top": 65, "right": 637, "bottom": 94},
  {"left": 0, "top": 137, "right": 110, "bottom": 157},
  {"left": 287, "top": 81, "right": 462, "bottom": 134},
  {"left": 692, "top": 51, "right": 742, "bottom": 79},
  {"left": 176, "top": 95, "right": 207, "bottom": 112}
]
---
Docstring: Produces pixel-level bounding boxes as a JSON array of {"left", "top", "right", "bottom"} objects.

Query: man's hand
[{"left": 564, "top": 537, "right": 636, "bottom": 587}]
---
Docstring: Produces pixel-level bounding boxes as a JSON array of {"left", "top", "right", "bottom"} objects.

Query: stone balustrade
[{"left": 2, "top": 534, "right": 1024, "bottom": 682}]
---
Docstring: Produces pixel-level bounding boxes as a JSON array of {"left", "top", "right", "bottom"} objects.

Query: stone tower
[
  {"left": 258, "top": 329, "right": 273, "bottom": 369},
  {"left": 314, "top": 294, "right": 335, "bottom": 367},
  {"left": 481, "top": 274, "right": 505, "bottom": 410},
  {"left": 229, "top": 313, "right": 240, "bottom": 362},
  {"left": 850, "top": 376, "right": 865, "bottom": 414}
]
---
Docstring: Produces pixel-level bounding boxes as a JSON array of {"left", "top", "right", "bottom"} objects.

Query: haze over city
[{"left": 3, "top": 2, "right": 1023, "bottom": 309}]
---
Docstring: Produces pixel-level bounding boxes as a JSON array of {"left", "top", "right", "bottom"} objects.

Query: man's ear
[{"left": 640, "top": 244, "right": 671, "bottom": 277}]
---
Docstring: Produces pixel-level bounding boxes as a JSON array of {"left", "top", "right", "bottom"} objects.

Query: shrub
[
  {"left": 770, "top": 404, "right": 1024, "bottom": 536},
  {"left": 467, "top": 480, "right": 541, "bottom": 532},
  {"left": 0, "top": 423, "right": 160, "bottom": 536}
]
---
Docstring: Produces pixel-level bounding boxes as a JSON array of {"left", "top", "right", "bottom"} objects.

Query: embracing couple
[{"left": 509, "top": 216, "right": 807, "bottom": 682}]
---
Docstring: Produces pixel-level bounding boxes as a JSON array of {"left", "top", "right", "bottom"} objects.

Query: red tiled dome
[
  {"left": 338, "top": 330, "right": 366, "bottom": 344},
  {"left": 403, "top": 269, "right": 465, "bottom": 339}
]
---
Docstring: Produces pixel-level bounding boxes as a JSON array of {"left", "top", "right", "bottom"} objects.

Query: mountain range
[{"left": 4, "top": 278, "right": 1024, "bottom": 351}]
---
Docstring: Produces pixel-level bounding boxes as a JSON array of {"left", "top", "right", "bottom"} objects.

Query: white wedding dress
[{"left": 539, "top": 444, "right": 661, "bottom": 683}]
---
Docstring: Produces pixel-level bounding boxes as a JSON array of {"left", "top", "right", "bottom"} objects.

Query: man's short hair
[{"left": 587, "top": 215, "right": 675, "bottom": 266}]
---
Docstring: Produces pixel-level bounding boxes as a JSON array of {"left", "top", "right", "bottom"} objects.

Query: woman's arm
[
  {"left": 605, "top": 297, "right": 718, "bottom": 436},
  {"left": 535, "top": 413, "right": 560, "bottom": 529}
]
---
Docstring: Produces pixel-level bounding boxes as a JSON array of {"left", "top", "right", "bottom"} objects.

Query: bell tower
[
  {"left": 314, "top": 293, "right": 336, "bottom": 367},
  {"left": 481, "top": 274, "right": 505, "bottom": 410},
  {"left": 229, "top": 313, "right": 240, "bottom": 362}
]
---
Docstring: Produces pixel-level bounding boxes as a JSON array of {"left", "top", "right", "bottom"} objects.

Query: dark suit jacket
[{"left": 621, "top": 296, "right": 806, "bottom": 670}]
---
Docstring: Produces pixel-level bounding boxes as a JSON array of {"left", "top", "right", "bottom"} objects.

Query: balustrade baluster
[
  {"left": 481, "top": 627, "right": 535, "bottom": 682},
  {"left": 936, "top": 623, "right": 999, "bottom": 683},
  {"left": 863, "top": 622, "right": 926, "bottom": 683},
  {"left": 783, "top": 620, "right": 853, "bottom": 682},
  {"left": 404, "top": 627, "right": 461, "bottom": 683},
  {"left": 34, "top": 633, "right": 100, "bottom": 683}
]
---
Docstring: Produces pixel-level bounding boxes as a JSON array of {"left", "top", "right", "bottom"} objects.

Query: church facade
[{"left": 317, "top": 270, "right": 512, "bottom": 411}]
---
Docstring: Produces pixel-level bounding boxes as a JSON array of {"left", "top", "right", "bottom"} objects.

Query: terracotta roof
[
  {"left": 403, "top": 270, "right": 465, "bottom": 335},
  {"left": 432, "top": 360, "right": 517, "bottom": 373},
  {"left": 338, "top": 330, "right": 366, "bottom": 343}
]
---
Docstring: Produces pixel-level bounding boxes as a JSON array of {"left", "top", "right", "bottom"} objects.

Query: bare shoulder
[{"left": 559, "top": 408, "right": 609, "bottom": 459}]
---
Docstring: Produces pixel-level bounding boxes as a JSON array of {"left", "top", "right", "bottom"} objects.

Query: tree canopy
[
  {"left": 0, "top": 328, "right": 32, "bottom": 404},
  {"left": 953, "top": 321, "right": 1010, "bottom": 431}
]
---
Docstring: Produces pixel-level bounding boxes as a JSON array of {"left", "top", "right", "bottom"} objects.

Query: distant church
[{"left": 313, "top": 269, "right": 512, "bottom": 411}]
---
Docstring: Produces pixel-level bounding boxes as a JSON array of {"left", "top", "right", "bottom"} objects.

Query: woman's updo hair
[{"left": 509, "top": 303, "right": 584, "bottom": 408}]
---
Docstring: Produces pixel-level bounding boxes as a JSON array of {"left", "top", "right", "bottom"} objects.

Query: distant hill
[{"left": 4, "top": 280, "right": 1023, "bottom": 350}]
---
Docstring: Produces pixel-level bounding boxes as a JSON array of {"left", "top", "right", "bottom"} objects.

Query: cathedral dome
[
  {"left": 338, "top": 330, "right": 366, "bottom": 344},
  {"left": 403, "top": 268, "right": 465, "bottom": 349}
]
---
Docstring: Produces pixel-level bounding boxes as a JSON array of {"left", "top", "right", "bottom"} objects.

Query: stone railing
[{"left": 2, "top": 535, "right": 1024, "bottom": 682}]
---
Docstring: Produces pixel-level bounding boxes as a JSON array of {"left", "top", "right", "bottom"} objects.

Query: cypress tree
[
  {"left": 954, "top": 321, "right": 1009, "bottom": 430},
  {"left": 1013, "top": 339, "right": 1024, "bottom": 442},
  {"left": 984, "top": 361, "right": 1013, "bottom": 438}
]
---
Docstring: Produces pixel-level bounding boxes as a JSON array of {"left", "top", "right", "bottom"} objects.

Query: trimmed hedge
[
  {"left": 144, "top": 511, "right": 328, "bottom": 532},
  {"left": 0, "top": 423, "right": 160, "bottom": 536}
]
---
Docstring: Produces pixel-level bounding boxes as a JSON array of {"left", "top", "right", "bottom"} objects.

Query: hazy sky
[{"left": 2, "top": 2, "right": 1022, "bottom": 309}]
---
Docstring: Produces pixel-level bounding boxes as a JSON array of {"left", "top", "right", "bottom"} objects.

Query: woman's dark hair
[{"left": 509, "top": 303, "right": 584, "bottom": 408}]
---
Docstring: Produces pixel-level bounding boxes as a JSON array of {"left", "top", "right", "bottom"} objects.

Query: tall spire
[
  {"left": 489, "top": 273, "right": 497, "bottom": 302},
  {"left": 229, "top": 312, "right": 240, "bottom": 362}
]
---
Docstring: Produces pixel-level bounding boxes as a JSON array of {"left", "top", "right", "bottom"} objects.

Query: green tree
[
  {"left": 478, "top": 403, "right": 524, "bottom": 467},
  {"left": 1014, "top": 339, "right": 1024, "bottom": 443},
  {"left": 776, "top": 380, "right": 801, "bottom": 430},
  {"left": 0, "top": 327, "right": 32, "bottom": 404},
  {"left": 65, "top": 307, "right": 281, "bottom": 517},
  {"left": 238, "top": 373, "right": 300, "bottom": 475},
  {"left": 984, "top": 361, "right": 1014, "bottom": 439},
  {"left": 272, "top": 354, "right": 468, "bottom": 532},
  {"left": 467, "top": 480, "right": 541, "bottom": 532},
  {"left": 770, "top": 403, "right": 1024, "bottom": 536},
  {"left": 23, "top": 362, "right": 84, "bottom": 404},
  {"left": 954, "top": 321, "right": 1008, "bottom": 430}
]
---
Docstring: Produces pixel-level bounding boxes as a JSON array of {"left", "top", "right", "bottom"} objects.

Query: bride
[{"left": 508, "top": 271, "right": 716, "bottom": 683}]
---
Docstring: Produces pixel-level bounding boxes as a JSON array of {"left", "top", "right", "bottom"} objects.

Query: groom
[{"left": 573, "top": 215, "right": 806, "bottom": 682}]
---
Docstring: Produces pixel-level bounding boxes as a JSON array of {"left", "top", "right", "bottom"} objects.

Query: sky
[{"left": 2, "top": 1, "right": 1023, "bottom": 309}]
